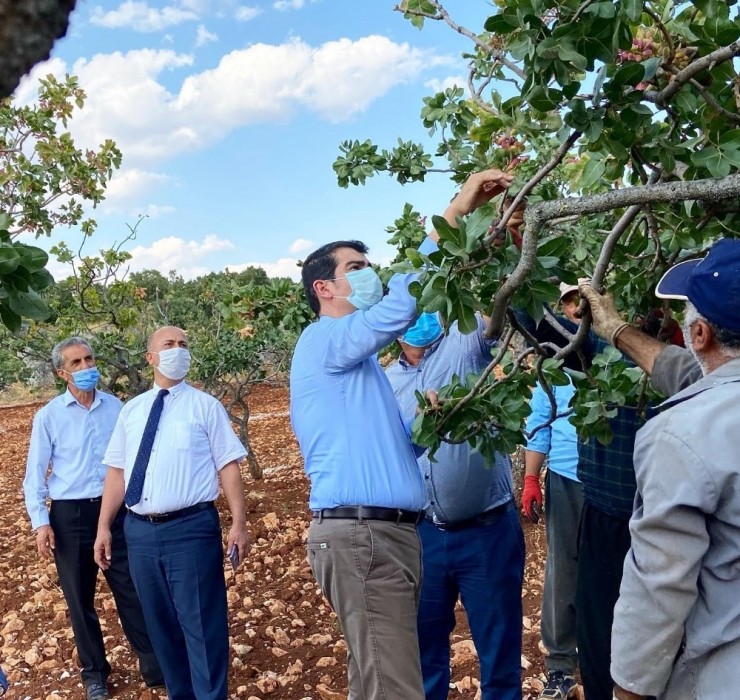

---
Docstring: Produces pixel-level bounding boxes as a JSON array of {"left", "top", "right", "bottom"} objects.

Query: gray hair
[
  {"left": 51, "top": 336, "right": 94, "bottom": 371},
  {"left": 683, "top": 303, "right": 740, "bottom": 360}
]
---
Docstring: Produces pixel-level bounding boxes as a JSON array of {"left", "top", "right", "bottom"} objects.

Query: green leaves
[
  {"left": 410, "top": 353, "right": 536, "bottom": 461},
  {"left": 0, "top": 243, "right": 20, "bottom": 274},
  {"left": 0, "top": 234, "right": 53, "bottom": 332},
  {"left": 691, "top": 132, "right": 740, "bottom": 177},
  {"left": 621, "top": 0, "right": 644, "bottom": 23},
  {"left": 0, "top": 74, "right": 123, "bottom": 330},
  {"left": 327, "top": 0, "right": 740, "bottom": 458},
  {"left": 333, "top": 139, "right": 387, "bottom": 188}
]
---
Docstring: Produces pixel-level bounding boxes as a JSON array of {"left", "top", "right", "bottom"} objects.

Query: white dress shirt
[
  {"left": 24, "top": 389, "right": 123, "bottom": 530},
  {"left": 104, "top": 381, "right": 247, "bottom": 515}
]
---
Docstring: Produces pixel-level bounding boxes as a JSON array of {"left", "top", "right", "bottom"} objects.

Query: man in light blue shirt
[
  {"left": 386, "top": 313, "right": 524, "bottom": 700},
  {"left": 522, "top": 284, "right": 584, "bottom": 700},
  {"left": 291, "top": 169, "right": 513, "bottom": 700},
  {"left": 23, "top": 337, "right": 162, "bottom": 700}
]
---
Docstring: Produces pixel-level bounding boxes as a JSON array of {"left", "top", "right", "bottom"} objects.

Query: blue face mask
[
  {"left": 335, "top": 267, "right": 384, "bottom": 311},
  {"left": 65, "top": 367, "right": 100, "bottom": 391},
  {"left": 402, "top": 312, "right": 444, "bottom": 347}
]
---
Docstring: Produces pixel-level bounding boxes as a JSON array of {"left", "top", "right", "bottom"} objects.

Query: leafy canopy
[{"left": 334, "top": 0, "right": 740, "bottom": 458}]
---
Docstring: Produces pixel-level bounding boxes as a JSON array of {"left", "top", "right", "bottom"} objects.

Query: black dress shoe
[{"left": 86, "top": 682, "right": 109, "bottom": 700}]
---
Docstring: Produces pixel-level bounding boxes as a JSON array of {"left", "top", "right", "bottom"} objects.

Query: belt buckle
[
  {"left": 395, "top": 508, "right": 404, "bottom": 525},
  {"left": 145, "top": 512, "right": 164, "bottom": 523}
]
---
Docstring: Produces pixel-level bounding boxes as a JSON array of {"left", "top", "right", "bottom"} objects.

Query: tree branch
[
  {"left": 486, "top": 173, "right": 740, "bottom": 338},
  {"left": 653, "top": 42, "right": 740, "bottom": 106},
  {"left": 488, "top": 130, "right": 581, "bottom": 242},
  {"left": 394, "top": 1, "right": 526, "bottom": 80}
]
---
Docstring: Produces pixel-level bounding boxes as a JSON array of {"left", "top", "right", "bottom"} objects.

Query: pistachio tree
[
  {"left": 0, "top": 74, "right": 122, "bottom": 331},
  {"left": 334, "top": 0, "right": 740, "bottom": 458}
]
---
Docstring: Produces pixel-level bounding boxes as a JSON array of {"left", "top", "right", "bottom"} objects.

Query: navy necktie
[{"left": 125, "top": 388, "right": 169, "bottom": 507}]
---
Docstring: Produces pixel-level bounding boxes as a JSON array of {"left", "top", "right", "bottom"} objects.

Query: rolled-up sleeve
[{"left": 651, "top": 345, "right": 702, "bottom": 397}]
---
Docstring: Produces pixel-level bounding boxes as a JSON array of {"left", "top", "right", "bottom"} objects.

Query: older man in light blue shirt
[
  {"left": 23, "top": 336, "right": 162, "bottom": 700},
  {"left": 291, "top": 169, "right": 514, "bottom": 700}
]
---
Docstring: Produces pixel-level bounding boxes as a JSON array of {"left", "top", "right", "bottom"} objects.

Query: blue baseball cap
[{"left": 655, "top": 238, "right": 740, "bottom": 332}]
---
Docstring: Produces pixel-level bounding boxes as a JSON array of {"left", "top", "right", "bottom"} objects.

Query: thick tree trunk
[{"left": 0, "top": 0, "right": 77, "bottom": 98}]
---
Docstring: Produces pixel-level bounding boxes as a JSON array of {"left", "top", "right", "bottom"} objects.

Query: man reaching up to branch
[{"left": 291, "top": 169, "right": 513, "bottom": 700}]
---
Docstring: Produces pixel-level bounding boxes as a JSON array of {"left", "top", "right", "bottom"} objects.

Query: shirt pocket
[{"left": 171, "top": 421, "right": 193, "bottom": 450}]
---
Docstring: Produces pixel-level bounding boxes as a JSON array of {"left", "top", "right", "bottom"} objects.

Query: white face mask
[{"left": 154, "top": 347, "right": 191, "bottom": 380}]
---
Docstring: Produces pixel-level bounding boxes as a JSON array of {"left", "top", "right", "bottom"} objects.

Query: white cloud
[
  {"left": 288, "top": 238, "right": 314, "bottom": 254},
  {"left": 47, "top": 257, "right": 76, "bottom": 282},
  {"left": 15, "top": 36, "right": 441, "bottom": 167},
  {"left": 141, "top": 204, "right": 176, "bottom": 218},
  {"left": 274, "top": 0, "right": 306, "bottom": 10},
  {"left": 11, "top": 57, "right": 67, "bottom": 106},
  {"left": 105, "top": 169, "right": 171, "bottom": 206},
  {"left": 175, "top": 36, "right": 439, "bottom": 124},
  {"left": 127, "top": 234, "right": 235, "bottom": 278},
  {"left": 234, "top": 5, "right": 262, "bottom": 21},
  {"left": 90, "top": 1, "right": 199, "bottom": 32},
  {"left": 195, "top": 25, "right": 218, "bottom": 47},
  {"left": 228, "top": 258, "right": 302, "bottom": 281},
  {"left": 424, "top": 75, "right": 467, "bottom": 94}
]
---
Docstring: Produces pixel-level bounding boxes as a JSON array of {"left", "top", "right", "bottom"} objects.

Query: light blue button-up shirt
[
  {"left": 290, "top": 238, "right": 437, "bottom": 511},
  {"left": 23, "top": 389, "right": 123, "bottom": 530},
  {"left": 525, "top": 379, "right": 579, "bottom": 482},
  {"left": 386, "top": 315, "right": 514, "bottom": 523}
]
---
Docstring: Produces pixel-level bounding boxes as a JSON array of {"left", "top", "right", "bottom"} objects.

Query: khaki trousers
[{"left": 307, "top": 518, "right": 424, "bottom": 700}]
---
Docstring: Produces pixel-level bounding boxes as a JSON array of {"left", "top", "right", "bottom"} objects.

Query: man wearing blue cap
[
  {"left": 582, "top": 239, "right": 740, "bottom": 699},
  {"left": 385, "top": 312, "right": 524, "bottom": 700}
]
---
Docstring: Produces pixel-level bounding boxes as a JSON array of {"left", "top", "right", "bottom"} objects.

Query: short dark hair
[{"left": 301, "top": 240, "right": 369, "bottom": 316}]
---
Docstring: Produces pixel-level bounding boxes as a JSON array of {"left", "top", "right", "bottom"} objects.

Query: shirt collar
[
  {"left": 659, "top": 357, "right": 740, "bottom": 410},
  {"left": 153, "top": 380, "right": 189, "bottom": 396},
  {"left": 398, "top": 336, "right": 443, "bottom": 369},
  {"left": 63, "top": 387, "right": 103, "bottom": 410}
]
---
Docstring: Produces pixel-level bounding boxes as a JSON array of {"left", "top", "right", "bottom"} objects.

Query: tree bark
[
  {"left": 487, "top": 173, "right": 740, "bottom": 338},
  {"left": 0, "top": 0, "right": 77, "bottom": 98}
]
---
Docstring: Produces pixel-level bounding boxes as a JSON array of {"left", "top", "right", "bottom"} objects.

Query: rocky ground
[{"left": 0, "top": 384, "right": 567, "bottom": 699}]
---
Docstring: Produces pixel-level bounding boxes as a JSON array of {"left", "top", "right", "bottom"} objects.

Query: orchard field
[{"left": 0, "top": 383, "right": 559, "bottom": 700}]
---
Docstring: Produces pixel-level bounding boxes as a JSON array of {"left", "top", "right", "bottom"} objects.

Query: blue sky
[{"left": 15, "top": 1, "right": 494, "bottom": 281}]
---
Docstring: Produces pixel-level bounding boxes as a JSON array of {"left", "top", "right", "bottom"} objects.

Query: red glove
[{"left": 521, "top": 475, "right": 543, "bottom": 523}]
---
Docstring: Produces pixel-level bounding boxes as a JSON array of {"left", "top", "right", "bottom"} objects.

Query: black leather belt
[
  {"left": 426, "top": 500, "right": 513, "bottom": 531},
  {"left": 53, "top": 496, "right": 102, "bottom": 503},
  {"left": 127, "top": 501, "right": 215, "bottom": 524},
  {"left": 312, "top": 506, "right": 426, "bottom": 525}
]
